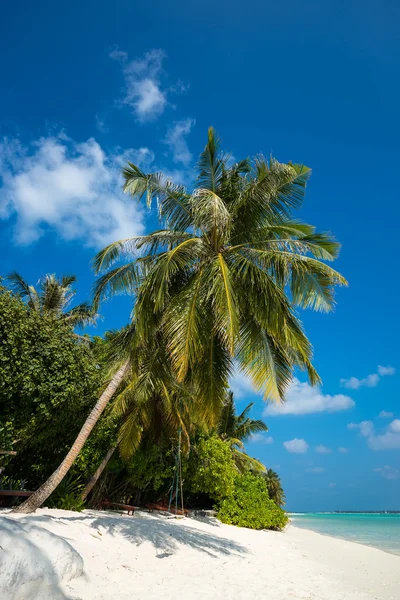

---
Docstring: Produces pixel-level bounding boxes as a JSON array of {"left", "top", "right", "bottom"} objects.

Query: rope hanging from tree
[{"left": 167, "top": 428, "right": 184, "bottom": 516}]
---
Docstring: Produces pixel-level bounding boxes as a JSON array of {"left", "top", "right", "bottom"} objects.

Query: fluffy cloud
[
  {"left": 338, "top": 447, "right": 349, "bottom": 453},
  {"left": 315, "top": 445, "right": 332, "bottom": 454},
  {"left": 164, "top": 119, "right": 195, "bottom": 165},
  {"left": 249, "top": 434, "right": 274, "bottom": 444},
  {"left": 379, "top": 410, "right": 394, "bottom": 418},
  {"left": 0, "top": 134, "right": 147, "bottom": 247},
  {"left": 340, "top": 374, "right": 379, "bottom": 389},
  {"left": 341, "top": 365, "right": 395, "bottom": 390},
  {"left": 348, "top": 419, "right": 400, "bottom": 451},
  {"left": 374, "top": 466, "right": 399, "bottom": 480},
  {"left": 378, "top": 365, "right": 395, "bottom": 376},
  {"left": 283, "top": 438, "right": 309, "bottom": 453},
  {"left": 264, "top": 379, "right": 355, "bottom": 416},
  {"left": 347, "top": 421, "right": 374, "bottom": 437},
  {"left": 306, "top": 467, "right": 325, "bottom": 473},
  {"left": 110, "top": 48, "right": 166, "bottom": 121},
  {"left": 110, "top": 48, "right": 187, "bottom": 123}
]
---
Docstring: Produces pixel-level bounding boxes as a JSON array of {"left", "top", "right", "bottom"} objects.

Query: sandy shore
[{"left": 1, "top": 508, "right": 399, "bottom": 599}]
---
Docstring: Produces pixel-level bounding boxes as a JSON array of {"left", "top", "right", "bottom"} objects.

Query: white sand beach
[{"left": 1, "top": 508, "right": 399, "bottom": 600}]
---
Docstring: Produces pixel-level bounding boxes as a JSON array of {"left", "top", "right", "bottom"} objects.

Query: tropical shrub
[
  {"left": 217, "top": 473, "right": 288, "bottom": 530},
  {"left": 0, "top": 286, "right": 102, "bottom": 486},
  {"left": 188, "top": 436, "right": 237, "bottom": 501},
  {"left": 46, "top": 474, "right": 86, "bottom": 512}
]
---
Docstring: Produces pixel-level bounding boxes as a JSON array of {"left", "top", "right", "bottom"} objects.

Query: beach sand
[{"left": 1, "top": 508, "right": 399, "bottom": 599}]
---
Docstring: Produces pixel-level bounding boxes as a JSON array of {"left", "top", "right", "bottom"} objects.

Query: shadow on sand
[{"left": 27, "top": 510, "right": 248, "bottom": 559}]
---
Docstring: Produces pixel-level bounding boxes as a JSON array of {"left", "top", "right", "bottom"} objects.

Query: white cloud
[
  {"left": 283, "top": 438, "right": 309, "bottom": 454},
  {"left": 389, "top": 419, "right": 400, "bottom": 433},
  {"left": 264, "top": 379, "right": 355, "bottom": 416},
  {"left": 374, "top": 466, "right": 399, "bottom": 480},
  {"left": 306, "top": 467, "right": 325, "bottom": 474},
  {"left": 328, "top": 482, "right": 336, "bottom": 488},
  {"left": 229, "top": 369, "right": 256, "bottom": 399},
  {"left": 164, "top": 119, "right": 195, "bottom": 165},
  {"left": 95, "top": 115, "right": 108, "bottom": 134},
  {"left": 348, "top": 419, "right": 400, "bottom": 451},
  {"left": 338, "top": 447, "right": 349, "bottom": 453},
  {"left": 379, "top": 410, "right": 394, "bottom": 418},
  {"left": 110, "top": 48, "right": 186, "bottom": 123},
  {"left": 249, "top": 433, "right": 274, "bottom": 445},
  {"left": 0, "top": 134, "right": 147, "bottom": 247},
  {"left": 315, "top": 445, "right": 332, "bottom": 454},
  {"left": 347, "top": 421, "right": 374, "bottom": 437},
  {"left": 341, "top": 365, "right": 395, "bottom": 390},
  {"left": 378, "top": 365, "right": 396, "bottom": 376},
  {"left": 340, "top": 374, "right": 379, "bottom": 389}
]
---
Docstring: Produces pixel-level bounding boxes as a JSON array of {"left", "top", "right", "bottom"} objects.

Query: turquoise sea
[{"left": 290, "top": 513, "right": 400, "bottom": 555}]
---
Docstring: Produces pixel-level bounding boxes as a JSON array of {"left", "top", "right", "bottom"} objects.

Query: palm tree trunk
[
  {"left": 81, "top": 443, "right": 118, "bottom": 501},
  {"left": 13, "top": 361, "right": 129, "bottom": 514}
]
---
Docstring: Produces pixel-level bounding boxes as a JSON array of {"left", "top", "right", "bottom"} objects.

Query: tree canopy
[{"left": 94, "top": 128, "right": 346, "bottom": 413}]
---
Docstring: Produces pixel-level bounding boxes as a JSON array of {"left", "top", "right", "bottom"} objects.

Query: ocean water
[{"left": 290, "top": 513, "right": 400, "bottom": 555}]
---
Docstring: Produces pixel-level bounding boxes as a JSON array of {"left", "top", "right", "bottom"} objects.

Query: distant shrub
[{"left": 217, "top": 474, "right": 288, "bottom": 530}]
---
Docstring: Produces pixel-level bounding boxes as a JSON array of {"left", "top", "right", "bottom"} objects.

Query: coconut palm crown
[
  {"left": 218, "top": 390, "right": 269, "bottom": 472},
  {"left": 93, "top": 128, "right": 347, "bottom": 408},
  {"left": 7, "top": 272, "right": 97, "bottom": 328}
]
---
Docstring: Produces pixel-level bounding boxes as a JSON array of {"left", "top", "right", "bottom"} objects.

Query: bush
[
  {"left": 46, "top": 474, "right": 86, "bottom": 512},
  {"left": 188, "top": 436, "right": 237, "bottom": 501},
  {"left": 0, "top": 287, "right": 102, "bottom": 486},
  {"left": 217, "top": 474, "right": 288, "bottom": 530}
]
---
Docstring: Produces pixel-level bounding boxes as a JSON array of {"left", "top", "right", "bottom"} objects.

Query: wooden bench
[
  {"left": 102, "top": 500, "right": 137, "bottom": 515},
  {"left": 0, "top": 490, "right": 34, "bottom": 507}
]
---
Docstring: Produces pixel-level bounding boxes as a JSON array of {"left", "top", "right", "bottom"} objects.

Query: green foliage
[
  {"left": 6, "top": 272, "right": 97, "bottom": 328},
  {"left": 46, "top": 475, "right": 86, "bottom": 512},
  {"left": 218, "top": 391, "right": 268, "bottom": 473},
  {"left": 0, "top": 286, "right": 102, "bottom": 486},
  {"left": 217, "top": 474, "right": 288, "bottom": 530},
  {"left": 94, "top": 128, "right": 347, "bottom": 413},
  {"left": 188, "top": 436, "right": 237, "bottom": 501},
  {"left": 260, "top": 468, "right": 286, "bottom": 507},
  {"left": 126, "top": 443, "right": 175, "bottom": 494}
]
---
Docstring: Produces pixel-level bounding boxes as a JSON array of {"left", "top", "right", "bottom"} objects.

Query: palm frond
[
  {"left": 123, "top": 164, "right": 194, "bottom": 232},
  {"left": 92, "top": 262, "right": 138, "bottom": 310}
]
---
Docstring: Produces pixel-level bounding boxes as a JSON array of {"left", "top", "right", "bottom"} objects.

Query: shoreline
[
  {"left": 1, "top": 508, "right": 399, "bottom": 599},
  {"left": 287, "top": 519, "right": 400, "bottom": 557}
]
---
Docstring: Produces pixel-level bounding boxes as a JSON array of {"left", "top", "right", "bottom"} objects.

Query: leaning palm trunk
[
  {"left": 13, "top": 361, "right": 129, "bottom": 514},
  {"left": 81, "top": 442, "right": 119, "bottom": 501}
]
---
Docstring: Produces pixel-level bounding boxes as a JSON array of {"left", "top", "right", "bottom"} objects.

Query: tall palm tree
[
  {"left": 7, "top": 272, "right": 97, "bottom": 328},
  {"left": 94, "top": 127, "right": 346, "bottom": 409},
  {"left": 15, "top": 129, "right": 346, "bottom": 513},
  {"left": 82, "top": 374, "right": 211, "bottom": 500},
  {"left": 261, "top": 468, "right": 286, "bottom": 507},
  {"left": 16, "top": 323, "right": 212, "bottom": 513},
  {"left": 218, "top": 391, "right": 268, "bottom": 472}
]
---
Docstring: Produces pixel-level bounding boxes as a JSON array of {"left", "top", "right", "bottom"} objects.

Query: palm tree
[
  {"left": 94, "top": 127, "right": 346, "bottom": 409},
  {"left": 82, "top": 322, "right": 217, "bottom": 501},
  {"left": 218, "top": 391, "right": 268, "bottom": 472},
  {"left": 13, "top": 359, "right": 130, "bottom": 513},
  {"left": 15, "top": 129, "right": 346, "bottom": 513},
  {"left": 81, "top": 379, "right": 211, "bottom": 500},
  {"left": 261, "top": 468, "right": 286, "bottom": 507},
  {"left": 7, "top": 272, "right": 96, "bottom": 328}
]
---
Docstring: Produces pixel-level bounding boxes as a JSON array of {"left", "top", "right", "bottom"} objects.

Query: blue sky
[{"left": 1, "top": 0, "right": 399, "bottom": 511}]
